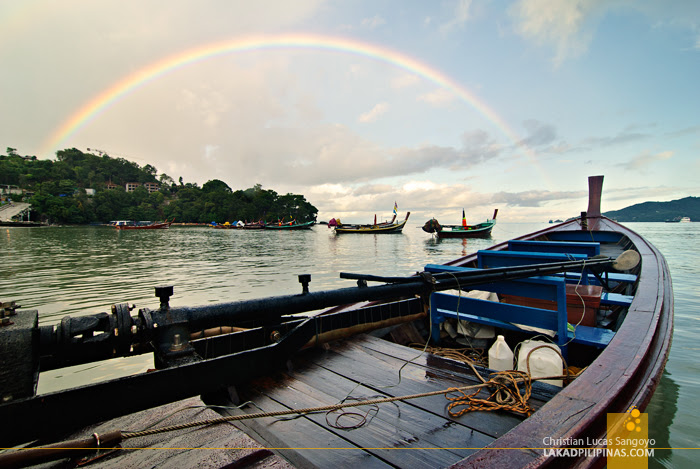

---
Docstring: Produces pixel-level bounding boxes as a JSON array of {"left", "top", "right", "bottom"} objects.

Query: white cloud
[
  {"left": 510, "top": 0, "right": 606, "bottom": 65},
  {"left": 358, "top": 102, "right": 390, "bottom": 123},
  {"left": 619, "top": 150, "right": 674, "bottom": 171},
  {"left": 440, "top": 0, "right": 473, "bottom": 35},
  {"left": 391, "top": 73, "right": 421, "bottom": 89},
  {"left": 361, "top": 15, "right": 386, "bottom": 29},
  {"left": 417, "top": 88, "right": 456, "bottom": 107}
]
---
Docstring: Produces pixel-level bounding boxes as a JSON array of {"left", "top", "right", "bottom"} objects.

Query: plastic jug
[
  {"left": 488, "top": 335, "right": 514, "bottom": 371},
  {"left": 516, "top": 340, "right": 563, "bottom": 387}
]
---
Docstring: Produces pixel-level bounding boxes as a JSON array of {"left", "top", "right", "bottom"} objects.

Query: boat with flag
[
  {"left": 329, "top": 202, "right": 410, "bottom": 234},
  {"left": 0, "top": 176, "right": 673, "bottom": 468},
  {"left": 423, "top": 209, "right": 498, "bottom": 238}
]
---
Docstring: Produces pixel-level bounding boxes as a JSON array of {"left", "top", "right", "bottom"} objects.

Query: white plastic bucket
[{"left": 516, "top": 340, "right": 563, "bottom": 387}]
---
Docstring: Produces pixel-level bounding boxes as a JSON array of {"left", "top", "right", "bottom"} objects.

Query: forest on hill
[
  {"left": 603, "top": 196, "right": 699, "bottom": 222},
  {"left": 0, "top": 147, "right": 317, "bottom": 225}
]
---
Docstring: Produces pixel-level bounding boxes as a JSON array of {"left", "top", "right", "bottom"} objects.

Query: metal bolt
[
  {"left": 155, "top": 285, "right": 174, "bottom": 310},
  {"left": 298, "top": 274, "right": 311, "bottom": 294}
]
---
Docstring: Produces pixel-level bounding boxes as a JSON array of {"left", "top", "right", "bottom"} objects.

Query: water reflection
[{"left": 647, "top": 370, "right": 678, "bottom": 468}]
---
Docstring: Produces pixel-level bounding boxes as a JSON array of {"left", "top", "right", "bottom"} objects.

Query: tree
[{"left": 202, "top": 179, "right": 232, "bottom": 193}]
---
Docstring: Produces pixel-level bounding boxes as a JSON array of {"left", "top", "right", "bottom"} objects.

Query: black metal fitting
[
  {"left": 155, "top": 285, "right": 174, "bottom": 311},
  {"left": 298, "top": 274, "right": 311, "bottom": 294}
]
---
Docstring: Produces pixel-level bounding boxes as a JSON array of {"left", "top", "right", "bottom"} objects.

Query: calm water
[{"left": 1, "top": 221, "right": 697, "bottom": 466}]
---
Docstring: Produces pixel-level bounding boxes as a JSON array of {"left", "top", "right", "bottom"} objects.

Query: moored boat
[
  {"left": 330, "top": 211, "right": 411, "bottom": 234},
  {"left": 113, "top": 219, "right": 173, "bottom": 230},
  {"left": 264, "top": 220, "right": 315, "bottom": 230},
  {"left": 423, "top": 209, "right": 498, "bottom": 239},
  {"left": 240, "top": 220, "right": 266, "bottom": 229},
  {"left": 0, "top": 176, "right": 672, "bottom": 468}
]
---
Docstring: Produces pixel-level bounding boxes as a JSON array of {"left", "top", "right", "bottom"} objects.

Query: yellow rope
[{"left": 446, "top": 370, "right": 534, "bottom": 417}]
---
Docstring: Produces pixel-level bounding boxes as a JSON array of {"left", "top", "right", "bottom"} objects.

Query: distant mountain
[{"left": 603, "top": 196, "right": 698, "bottom": 222}]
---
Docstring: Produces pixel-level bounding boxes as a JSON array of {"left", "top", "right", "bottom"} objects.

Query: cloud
[
  {"left": 417, "top": 88, "right": 457, "bottom": 107},
  {"left": 361, "top": 15, "right": 386, "bottom": 29},
  {"left": 520, "top": 119, "right": 557, "bottom": 147},
  {"left": 510, "top": 0, "right": 607, "bottom": 65},
  {"left": 491, "top": 189, "right": 587, "bottom": 207},
  {"left": 619, "top": 150, "right": 673, "bottom": 171},
  {"left": 440, "top": 0, "right": 473, "bottom": 35},
  {"left": 358, "top": 102, "right": 390, "bottom": 123},
  {"left": 391, "top": 73, "right": 421, "bottom": 89},
  {"left": 582, "top": 129, "right": 650, "bottom": 148}
]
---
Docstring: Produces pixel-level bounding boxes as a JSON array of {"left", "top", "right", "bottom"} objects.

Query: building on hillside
[
  {"left": 0, "top": 185, "right": 22, "bottom": 196},
  {"left": 125, "top": 182, "right": 141, "bottom": 192},
  {"left": 143, "top": 182, "right": 160, "bottom": 193},
  {"left": 125, "top": 182, "right": 160, "bottom": 193}
]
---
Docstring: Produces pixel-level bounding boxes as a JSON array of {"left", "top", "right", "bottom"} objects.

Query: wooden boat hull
[
  {"left": 435, "top": 221, "right": 495, "bottom": 238},
  {"left": 441, "top": 215, "right": 673, "bottom": 467},
  {"left": 0, "top": 179, "right": 672, "bottom": 468},
  {"left": 264, "top": 221, "right": 315, "bottom": 230},
  {"left": 115, "top": 221, "right": 172, "bottom": 230},
  {"left": 335, "top": 212, "right": 410, "bottom": 233}
]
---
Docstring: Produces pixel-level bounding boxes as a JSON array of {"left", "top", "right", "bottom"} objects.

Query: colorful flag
[
  {"left": 462, "top": 209, "right": 467, "bottom": 228},
  {"left": 393, "top": 202, "right": 398, "bottom": 216}
]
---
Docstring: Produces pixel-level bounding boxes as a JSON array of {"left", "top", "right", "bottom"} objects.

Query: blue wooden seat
[
  {"left": 546, "top": 231, "right": 623, "bottom": 243},
  {"left": 425, "top": 264, "right": 615, "bottom": 355},
  {"left": 557, "top": 271, "right": 637, "bottom": 286},
  {"left": 477, "top": 250, "right": 588, "bottom": 269},
  {"left": 508, "top": 240, "right": 600, "bottom": 256}
]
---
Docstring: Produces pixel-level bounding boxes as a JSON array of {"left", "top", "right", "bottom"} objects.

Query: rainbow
[{"left": 41, "top": 33, "right": 532, "bottom": 160}]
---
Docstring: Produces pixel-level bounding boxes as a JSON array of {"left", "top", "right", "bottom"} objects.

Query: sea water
[{"left": 1, "top": 221, "right": 697, "bottom": 467}]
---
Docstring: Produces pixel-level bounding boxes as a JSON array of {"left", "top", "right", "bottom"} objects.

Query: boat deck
[{"left": 224, "top": 334, "right": 560, "bottom": 468}]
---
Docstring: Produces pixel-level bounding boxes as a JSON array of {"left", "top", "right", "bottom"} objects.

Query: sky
[{"left": 2, "top": 0, "right": 699, "bottom": 223}]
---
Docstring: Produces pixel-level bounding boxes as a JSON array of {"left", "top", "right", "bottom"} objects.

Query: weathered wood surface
[
  {"left": 27, "top": 396, "right": 293, "bottom": 469},
  {"left": 226, "top": 334, "right": 559, "bottom": 469}
]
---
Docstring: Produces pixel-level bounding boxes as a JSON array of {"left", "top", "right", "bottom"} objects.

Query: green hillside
[
  {"left": 1, "top": 147, "right": 318, "bottom": 225},
  {"left": 603, "top": 196, "right": 698, "bottom": 222}
]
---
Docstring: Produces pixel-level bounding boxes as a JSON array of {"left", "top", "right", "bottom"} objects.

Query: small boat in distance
[
  {"left": 113, "top": 219, "right": 173, "bottom": 230},
  {"left": 330, "top": 210, "right": 410, "bottom": 234},
  {"left": 423, "top": 209, "right": 498, "bottom": 239},
  {"left": 680, "top": 216, "right": 691, "bottom": 223},
  {"left": 264, "top": 220, "right": 315, "bottom": 230}
]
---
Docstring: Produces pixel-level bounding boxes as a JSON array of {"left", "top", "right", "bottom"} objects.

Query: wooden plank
[
  {"left": 285, "top": 354, "right": 491, "bottom": 455},
  {"left": 231, "top": 376, "right": 393, "bottom": 469},
  {"left": 260, "top": 364, "right": 479, "bottom": 467},
  {"left": 306, "top": 338, "right": 530, "bottom": 439}
]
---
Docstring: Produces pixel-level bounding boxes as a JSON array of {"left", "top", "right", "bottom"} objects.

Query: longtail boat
[
  {"left": 330, "top": 211, "right": 411, "bottom": 234},
  {"left": 423, "top": 209, "right": 498, "bottom": 239},
  {"left": 240, "top": 220, "right": 266, "bottom": 229},
  {"left": 0, "top": 176, "right": 672, "bottom": 468},
  {"left": 113, "top": 219, "right": 173, "bottom": 230},
  {"left": 264, "top": 220, "right": 315, "bottom": 230}
]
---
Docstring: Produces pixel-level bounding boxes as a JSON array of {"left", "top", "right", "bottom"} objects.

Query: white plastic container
[
  {"left": 516, "top": 340, "right": 564, "bottom": 387},
  {"left": 488, "top": 335, "right": 514, "bottom": 371}
]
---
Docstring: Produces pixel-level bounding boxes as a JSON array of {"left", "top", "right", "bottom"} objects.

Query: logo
[{"left": 606, "top": 406, "right": 654, "bottom": 468}]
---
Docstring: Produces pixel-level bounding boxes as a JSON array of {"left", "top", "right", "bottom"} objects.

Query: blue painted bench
[
  {"left": 546, "top": 231, "right": 624, "bottom": 243},
  {"left": 508, "top": 240, "right": 600, "bottom": 256},
  {"left": 477, "top": 250, "right": 588, "bottom": 269},
  {"left": 425, "top": 264, "right": 616, "bottom": 355}
]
